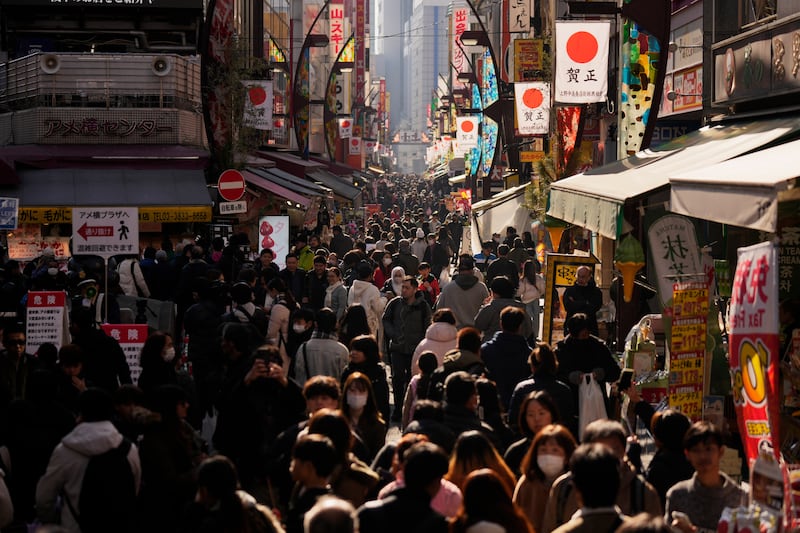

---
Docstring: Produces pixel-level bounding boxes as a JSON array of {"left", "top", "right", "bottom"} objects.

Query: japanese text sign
[
  {"left": 451, "top": 6, "right": 469, "bottom": 90},
  {"left": 647, "top": 214, "right": 704, "bottom": 308},
  {"left": 555, "top": 21, "right": 610, "bottom": 103},
  {"left": 729, "top": 241, "right": 780, "bottom": 462},
  {"left": 101, "top": 324, "right": 148, "bottom": 386},
  {"left": 26, "top": 291, "right": 67, "bottom": 355},
  {"left": 515, "top": 82, "right": 550, "bottom": 135},
  {"left": 456, "top": 117, "right": 480, "bottom": 148},
  {"left": 329, "top": 0, "right": 345, "bottom": 58},
  {"left": 242, "top": 80, "right": 273, "bottom": 131},
  {"left": 0, "top": 197, "right": 19, "bottom": 230},
  {"left": 72, "top": 207, "right": 139, "bottom": 258},
  {"left": 669, "top": 281, "right": 708, "bottom": 420}
]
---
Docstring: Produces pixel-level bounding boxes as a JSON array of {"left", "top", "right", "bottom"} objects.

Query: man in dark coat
[
  {"left": 391, "top": 239, "right": 420, "bottom": 277},
  {"left": 479, "top": 307, "right": 532, "bottom": 409},
  {"left": 555, "top": 313, "right": 621, "bottom": 414},
  {"left": 69, "top": 310, "right": 132, "bottom": 393},
  {"left": 329, "top": 225, "right": 354, "bottom": 259},
  {"left": 382, "top": 276, "right": 432, "bottom": 421},
  {"left": 485, "top": 244, "right": 519, "bottom": 289},
  {"left": 562, "top": 265, "right": 603, "bottom": 336},
  {"left": 357, "top": 442, "right": 449, "bottom": 533}
]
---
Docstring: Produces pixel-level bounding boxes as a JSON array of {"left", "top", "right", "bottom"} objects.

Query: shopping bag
[{"left": 578, "top": 373, "right": 608, "bottom": 440}]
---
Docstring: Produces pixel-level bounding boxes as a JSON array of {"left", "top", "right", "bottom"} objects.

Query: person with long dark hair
[
  {"left": 450, "top": 469, "right": 534, "bottom": 533},
  {"left": 340, "top": 372, "right": 387, "bottom": 462},
  {"left": 182, "top": 455, "right": 283, "bottom": 533},
  {"left": 337, "top": 305, "right": 371, "bottom": 353},
  {"left": 504, "top": 390, "right": 562, "bottom": 476},
  {"left": 137, "top": 332, "right": 178, "bottom": 397},
  {"left": 340, "top": 335, "right": 390, "bottom": 424}
]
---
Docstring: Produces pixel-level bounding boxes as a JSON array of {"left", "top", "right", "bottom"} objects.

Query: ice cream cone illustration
[{"left": 614, "top": 234, "right": 645, "bottom": 303}]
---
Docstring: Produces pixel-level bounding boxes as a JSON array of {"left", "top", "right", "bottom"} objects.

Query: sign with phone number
[
  {"left": 18, "top": 206, "right": 211, "bottom": 224},
  {"left": 669, "top": 281, "right": 709, "bottom": 420}
]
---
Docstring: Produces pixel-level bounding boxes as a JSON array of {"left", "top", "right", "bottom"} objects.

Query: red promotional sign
[
  {"left": 218, "top": 169, "right": 246, "bottom": 202},
  {"left": 728, "top": 241, "right": 781, "bottom": 463}
]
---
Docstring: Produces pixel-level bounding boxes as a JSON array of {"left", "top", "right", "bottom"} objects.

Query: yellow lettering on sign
[{"left": 19, "top": 206, "right": 212, "bottom": 224}]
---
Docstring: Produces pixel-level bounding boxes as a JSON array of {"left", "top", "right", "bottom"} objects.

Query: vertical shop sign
[
  {"left": 669, "top": 281, "right": 708, "bottom": 420},
  {"left": 729, "top": 241, "right": 781, "bottom": 463}
]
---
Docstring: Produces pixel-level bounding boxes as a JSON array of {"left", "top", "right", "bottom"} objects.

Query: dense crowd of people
[{"left": 0, "top": 179, "right": 747, "bottom": 533}]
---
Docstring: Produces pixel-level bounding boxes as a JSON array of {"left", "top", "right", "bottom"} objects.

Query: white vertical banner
[
  {"left": 456, "top": 117, "right": 480, "bottom": 148},
  {"left": 338, "top": 117, "right": 353, "bottom": 138},
  {"left": 555, "top": 21, "right": 610, "bottom": 103},
  {"left": 515, "top": 82, "right": 550, "bottom": 135},
  {"left": 242, "top": 80, "right": 273, "bottom": 130},
  {"left": 509, "top": 0, "right": 531, "bottom": 33},
  {"left": 349, "top": 137, "right": 362, "bottom": 155},
  {"left": 101, "top": 324, "right": 148, "bottom": 385},
  {"left": 259, "top": 216, "right": 290, "bottom": 270},
  {"left": 451, "top": 5, "right": 470, "bottom": 90},
  {"left": 364, "top": 140, "right": 376, "bottom": 152}
]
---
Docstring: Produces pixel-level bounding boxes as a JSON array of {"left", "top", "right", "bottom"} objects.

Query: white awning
[
  {"left": 470, "top": 183, "right": 530, "bottom": 253},
  {"left": 547, "top": 116, "right": 800, "bottom": 239},
  {"left": 670, "top": 138, "right": 800, "bottom": 233},
  {"left": 448, "top": 173, "right": 466, "bottom": 185}
]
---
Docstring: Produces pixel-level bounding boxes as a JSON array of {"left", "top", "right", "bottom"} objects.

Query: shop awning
[
  {"left": 0, "top": 168, "right": 213, "bottom": 223},
  {"left": 308, "top": 170, "right": 362, "bottom": 201},
  {"left": 448, "top": 173, "right": 466, "bottom": 185},
  {"left": 670, "top": 138, "right": 800, "bottom": 233},
  {"left": 547, "top": 116, "right": 800, "bottom": 239},
  {"left": 242, "top": 169, "right": 312, "bottom": 209},
  {"left": 470, "top": 183, "right": 531, "bottom": 254},
  {"left": 245, "top": 167, "right": 329, "bottom": 203}
]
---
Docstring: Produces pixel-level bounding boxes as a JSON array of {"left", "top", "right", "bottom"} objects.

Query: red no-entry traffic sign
[{"left": 218, "top": 169, "right": 246, "bottom": 202}]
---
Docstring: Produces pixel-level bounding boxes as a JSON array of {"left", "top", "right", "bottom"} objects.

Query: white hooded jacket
[
  {"left": 36, "top": 421, "right": 142, "bottom": 532},
  {"left": 347, "top": 279, "right": 385, "bottom": 335}
]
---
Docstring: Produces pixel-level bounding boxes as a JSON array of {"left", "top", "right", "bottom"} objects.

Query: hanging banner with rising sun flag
[
  {"left": 242, "top": 80, "right": 273, "bottom": 131},
  {"left": 555, "top": 21, "right": 610, "bottom": 104},
  {"left": 348, "top": 137, "right": 362, "bottom": 155},
  {"left": 515, "top": 82, "right": 550, "bottom": 135},
  {"left": 338, "top": 118, "right": 353, "bottom": 138},
  {"left": 456, "top": 117, "right": 480, "bottom": 149}
]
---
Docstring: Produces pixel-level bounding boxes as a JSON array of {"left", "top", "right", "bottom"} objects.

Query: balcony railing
[{"left": 0, "top": 52, "right": 202, "bottom": 112}]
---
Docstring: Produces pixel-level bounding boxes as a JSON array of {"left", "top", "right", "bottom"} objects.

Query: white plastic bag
[
  {"left": 578, "top": 373, "right": 607, "bottom": 440},
  {"left": 439, "top": 266, "right": 451, "bottom": 288}
]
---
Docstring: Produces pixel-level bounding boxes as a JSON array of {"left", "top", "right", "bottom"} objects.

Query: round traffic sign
[{"left": 218, "top": 169, "right": 246, "bottom": 202}]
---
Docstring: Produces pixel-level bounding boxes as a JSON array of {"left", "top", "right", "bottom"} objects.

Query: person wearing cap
[
  {"left": 295, "top": 234, "right": 315, "bottom": 272},
  {"left": 435, "top": 258, "right": 489, "bottom": 329}
]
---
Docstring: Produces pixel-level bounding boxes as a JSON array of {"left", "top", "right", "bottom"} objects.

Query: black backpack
[{"left": 65, "top": 439, "right": 136, "bottom": 533}]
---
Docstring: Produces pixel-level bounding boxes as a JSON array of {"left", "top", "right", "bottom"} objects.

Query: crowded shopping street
[{"left": 0, "top": 0, "right": 799, "bottom": 532}]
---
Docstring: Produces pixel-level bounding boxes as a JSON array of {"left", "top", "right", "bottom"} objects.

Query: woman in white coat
[{"left": 117, "top": 255, "right": 150, "bottom": 298}]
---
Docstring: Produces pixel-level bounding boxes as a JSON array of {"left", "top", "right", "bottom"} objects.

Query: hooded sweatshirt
[
  {"left": 435, "top": 273, "right": 489, "bottom": 329},
  {"left": 411, "top": 321, "right": 459, "bottom": 373},
  {"left": 36, "top": 421, "right": 142, "bottom": 532},
  {"left": 348, "top": 279, "right": 385, "bottom": 334}
]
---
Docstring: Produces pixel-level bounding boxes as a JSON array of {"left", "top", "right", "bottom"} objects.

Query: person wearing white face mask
[
  {"left": 340, "top": 372, "right": 386, "bottom": 462},
  {"left": 137, "top": 332, "right": 180, "bottom": 397},
  {"left": 513, "top": 424, "right": 577, "bottom": 533}
]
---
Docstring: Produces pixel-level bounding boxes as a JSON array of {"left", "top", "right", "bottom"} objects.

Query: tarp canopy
[
  {"left": 670, "top": 137, "right": 800, "bottom": 233},
  {"left": 470, "top": 183, "right": 530, "bottom": 254},
  {"left": 547, "top": 116, "right": 800, "bottom": 239},
  {"left": 308, "top": 170, "right": 362, "bottom": 202}
]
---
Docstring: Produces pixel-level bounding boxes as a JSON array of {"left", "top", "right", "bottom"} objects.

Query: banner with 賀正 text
[
  {"left": 669, "top": 281, "right": 708, "bottom": 420},
  {"left": 26, "top": 291, "right": 67, "bottom": 355},
  {"left": 555, "top": 21, "right": 610, "bottom": 103},
  {"left": 101, "top": 324, "right": 148, "bottom": 386},
  {"left": 729, "top": 241, "right": 780, "bottom": 463}
]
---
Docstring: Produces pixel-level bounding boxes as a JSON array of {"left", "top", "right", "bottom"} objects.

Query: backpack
[{"left": 65, "top": 439, "right": 136, "bottom": 533}]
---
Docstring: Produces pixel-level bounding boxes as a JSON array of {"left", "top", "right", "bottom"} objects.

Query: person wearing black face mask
[{"left": 554, "top": 314, "right": 621, "bottom": 418}]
